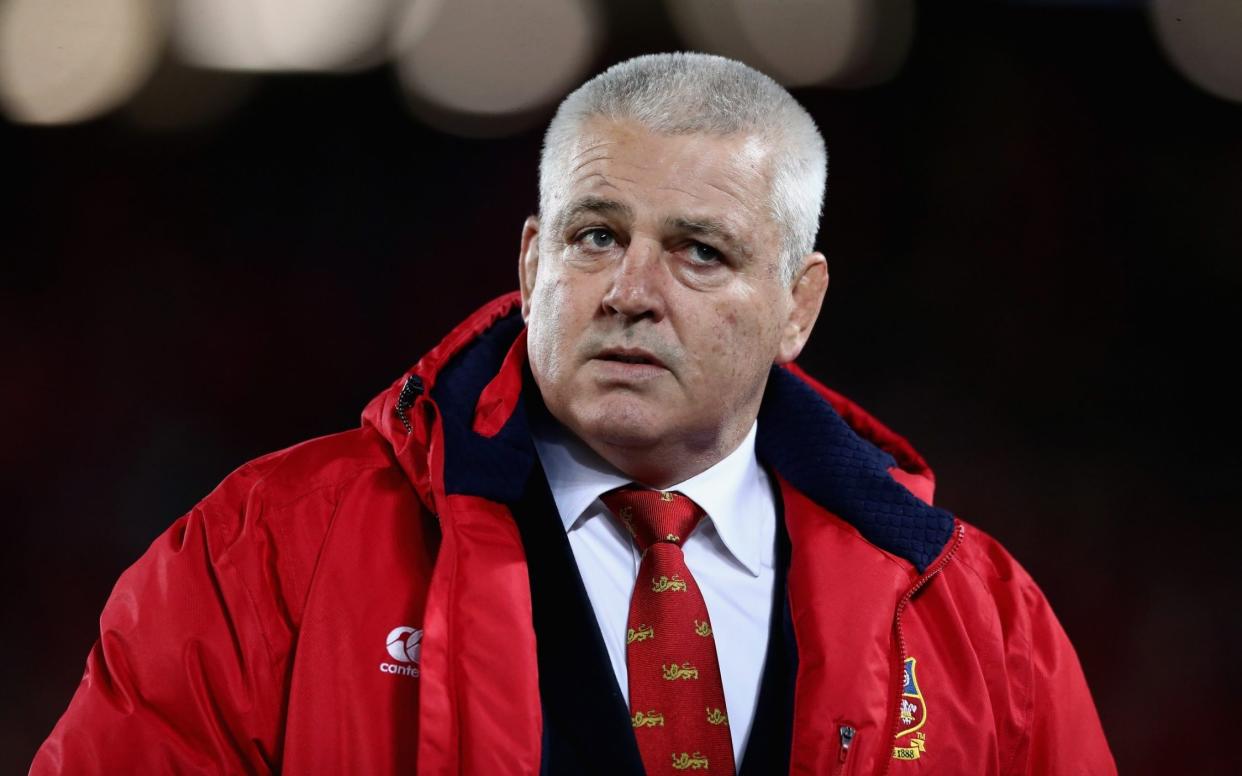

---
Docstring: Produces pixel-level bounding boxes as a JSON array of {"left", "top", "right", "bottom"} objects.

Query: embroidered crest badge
[{"left": 892, "top": 656, "right": 928, "bottom": 761}]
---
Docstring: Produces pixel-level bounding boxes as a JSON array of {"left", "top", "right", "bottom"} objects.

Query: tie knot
[{"left": 601, "top": 486, "right": 705, "bottom": 553}]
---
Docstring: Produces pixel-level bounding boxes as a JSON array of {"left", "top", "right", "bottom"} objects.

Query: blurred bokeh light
[
  {"left": 666, "top": 0, "right": 914, "bottom": 88},
  {"left": 0, "top": 0, "right": 164, "bottom": 124},
  {"left": 4, "top": 0, "right": 1241, "bottom": 134},
  {"left": 1151, "top": 0, "right": 1242, "bottom": 103},
  {"left": 172, "top": 0, "right": 393, "bottom": 73},
  {"left": 390, "top": 0, "right": 599, "bottom": 136}
]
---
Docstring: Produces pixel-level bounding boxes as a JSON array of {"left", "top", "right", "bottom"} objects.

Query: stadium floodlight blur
[
  {"left": 6, "top": 0, "right": 1239, "bottom": 133},
  {"left": 665, "top": 0, "right": 914, "bottom": 88},
  {"left": 389, "top": 0, "right": 599, "bottom": 137},
  {"left": 1151, "top": 0, "right": 1242, "bottom": 103},
  {"left": 172, "top": 0, "right": 394, "bottom": 72},
  {"left": 0, "top": 0, "right": 164, "bottom": 125}
]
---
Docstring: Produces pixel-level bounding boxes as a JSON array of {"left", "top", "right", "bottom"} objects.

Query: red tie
[{"left": 601, "top": 487, "right": 735, "bottom": 776}]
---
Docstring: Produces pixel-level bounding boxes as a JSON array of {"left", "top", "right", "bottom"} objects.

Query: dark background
[{"left": 4, "top": 1, "right": 1238, "bottom": 773}]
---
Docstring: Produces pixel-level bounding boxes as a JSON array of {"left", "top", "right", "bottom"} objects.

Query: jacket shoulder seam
[{"left": 222, "top": 428, "right": 393, "bottom": 512}]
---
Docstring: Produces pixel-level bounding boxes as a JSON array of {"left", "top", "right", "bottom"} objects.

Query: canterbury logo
[{"left": 379, "top": 625, "right": 422, "bottom": 679}]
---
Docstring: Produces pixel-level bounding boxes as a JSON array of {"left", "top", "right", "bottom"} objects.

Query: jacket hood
[{"left": 363, "top": 292, "right": 954, "bottom": 571}]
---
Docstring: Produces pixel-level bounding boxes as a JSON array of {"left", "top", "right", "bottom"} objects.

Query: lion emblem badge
[{"left": 892, "top": 656, "right": 928, "bottom": 761}]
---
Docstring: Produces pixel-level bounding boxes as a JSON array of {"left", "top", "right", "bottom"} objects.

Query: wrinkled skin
[{"left": 520, "top": 118, "right": 829, "bottom": 488}]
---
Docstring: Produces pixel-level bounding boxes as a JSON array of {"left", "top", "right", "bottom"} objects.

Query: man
[{"left": 33, "top": 53, "right": 1115, "bottom": 774}]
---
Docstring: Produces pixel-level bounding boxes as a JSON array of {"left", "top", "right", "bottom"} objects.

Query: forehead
[{"left": 553, "top": 118, "right": 778, "bottom": 239}]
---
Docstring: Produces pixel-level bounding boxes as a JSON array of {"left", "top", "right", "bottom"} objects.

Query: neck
[{"left": 577, "top": 418, "right": 756, "bottom": 490}]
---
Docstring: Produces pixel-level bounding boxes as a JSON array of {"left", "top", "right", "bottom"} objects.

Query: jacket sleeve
[
  {"left": 1006, "top": 565, "right": 1117, "bottom": 776},
  {"left": 30, "top": 494, "right": 290, "bottom": 775}
]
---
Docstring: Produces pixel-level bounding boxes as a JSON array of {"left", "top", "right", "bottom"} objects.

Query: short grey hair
[{"left": 539, "top": 52, "right": 828, "bottom": 284}]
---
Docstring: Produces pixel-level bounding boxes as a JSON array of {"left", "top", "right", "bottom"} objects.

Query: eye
[
  {"left": 578, "top": 227, "right": 617, "bottom": 250},
  {"left": 687, "top": 242, "right": 722, "bottom": 264}
]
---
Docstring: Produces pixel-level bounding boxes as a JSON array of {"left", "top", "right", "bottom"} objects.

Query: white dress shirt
[{"left": 530, "top": 417, "right": 777, "bottom": 766}]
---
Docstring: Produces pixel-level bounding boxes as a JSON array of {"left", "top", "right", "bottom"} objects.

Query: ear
[
  {"left": 774, "top": 251, "right": 829, "bottom": 364},
  {"left": 518, "top": 215, "right": 540, "bottom": 321}
]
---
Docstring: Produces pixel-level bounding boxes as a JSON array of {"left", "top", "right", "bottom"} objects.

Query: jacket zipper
[
  {"left": 834, "top": 724, "right": 858, "bottom": 776},
  {"left": 879, "top": 521, "right": 965, "bottom": 776}
]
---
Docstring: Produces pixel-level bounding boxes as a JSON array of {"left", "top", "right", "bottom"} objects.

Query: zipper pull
[
  {"left": 394, "top": 374, "right": 424, "bottom": 434},
  {"left": 838, "top": 724, "right": 856, "bottom": 763}
]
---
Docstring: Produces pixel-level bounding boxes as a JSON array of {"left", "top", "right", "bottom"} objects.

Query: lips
[{"left": 593, "top": 347, "right": 667, "bottom": 370}]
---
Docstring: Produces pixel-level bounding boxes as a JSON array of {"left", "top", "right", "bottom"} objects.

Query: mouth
[{"left": 593, "top": 347, "right": 667, "bottom": 370}]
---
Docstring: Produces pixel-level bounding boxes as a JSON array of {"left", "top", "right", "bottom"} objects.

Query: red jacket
[{"left": 32, "top": 293, "right": 1115, "bottom": 775}]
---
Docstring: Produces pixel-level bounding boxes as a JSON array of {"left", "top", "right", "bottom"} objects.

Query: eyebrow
[{"left": 550, "top": 196, "right": 634, "bottom": 236}]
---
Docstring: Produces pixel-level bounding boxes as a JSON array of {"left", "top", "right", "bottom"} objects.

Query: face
[{"left": 520, "top": 118, "right": 827, "bottom": 480}]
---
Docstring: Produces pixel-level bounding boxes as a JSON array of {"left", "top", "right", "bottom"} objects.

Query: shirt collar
[{"left": 530, "top": 415, "right": 767, "bottom": 577}]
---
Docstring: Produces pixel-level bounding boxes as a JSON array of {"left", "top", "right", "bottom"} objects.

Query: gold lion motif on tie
[
  {"left": 693, "top": 619, "right": 712, "bottom": 637},
  {"left": 627, "top": 625, "right": 654, "bottom": 644},
  {"left": 671, "top": 752, "right": 710, "bottom": 770},
  {"left": 617, "top": 506, "right": 637, "bottom": 536},
  {"left": 631, "top": 710, "right": 665, "bottom": 728},
  {"left": 664, "top": 533, "right": 681, "bottom": 543},
  {"left": 652, "top": 575, "right": 688, "bottom": 593},
  {"left": 662, "top": 662, "right": 699, "bottom": 681},
  {"left": 706, "top": 708, "right": 729, "bottom": 726}
]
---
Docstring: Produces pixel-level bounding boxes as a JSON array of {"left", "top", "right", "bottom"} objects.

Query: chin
[{"left": 567, "top": 394, "right": 668, "bottom": 451}]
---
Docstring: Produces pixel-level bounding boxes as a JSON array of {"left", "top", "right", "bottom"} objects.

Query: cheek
[
  {"left": 699, "top": 302, "right": 779, "bottom": 382},
  {"left": 712, "top": 303, "right": 764, "bottom": 352},
  {"left": 527, "top": 275, "right": 583, "bottom": 380}
]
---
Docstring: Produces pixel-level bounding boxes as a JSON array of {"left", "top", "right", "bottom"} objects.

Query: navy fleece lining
[
  {"left": 756, "top": 369, "right": 954, "bottom": 572},
  {"left": 431, "top": 311, "right": 536, "bottom": 505},
  {"left": 430, "top": 308, "right": 954, "bottom": 572}
]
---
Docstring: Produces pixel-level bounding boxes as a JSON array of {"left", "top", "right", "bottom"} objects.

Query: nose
[{"left": 601, "top": 238, "right": 666, "bottom": 322}]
